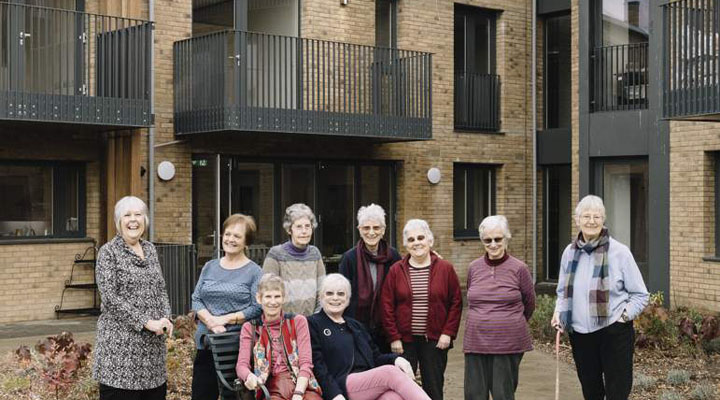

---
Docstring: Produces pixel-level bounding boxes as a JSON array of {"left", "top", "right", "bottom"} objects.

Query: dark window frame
[
  {"left": 0, "top": 160, "right": 86, "bottom": 239},
  {"left": 453, "top": 163, "right": 498, "bottom": 239},
  {"left": 543, "top": 12, "right": 571, "bottom": 130},
  {"left": 375, "top": 0, "right": 397, "bottom": 49}
]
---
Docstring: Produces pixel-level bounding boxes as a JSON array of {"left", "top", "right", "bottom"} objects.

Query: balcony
[
  {"left": 0, "top": 2, "right": 152, "bottom": 128},
  {"left": 662, "top": 0, "right": 720, "bottom": 120},
  {"left": 592, "top": 42, "right": 649, "bottom": 112},
  {"left": 454, "top": 72, "right": 500, "bottom": 131},
  {"left": 173, "top": 31, "right": 432, "bottom": 140}
]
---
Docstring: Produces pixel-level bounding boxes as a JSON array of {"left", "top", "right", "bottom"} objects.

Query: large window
[
  {"left": 599, "top": 0, "right": 649, "bottom": 46},
  {"left": 454, "top": 5, "right": 499, "bottom": 131},
  {"left": 192, "top": 156, "right": 396, "bottom": 271},
  {"left": 375, "top": 0, "right": 396, "bottom": 48},
  {"left": 544, "top": 165, "right": 572, "bottom": 280},
  {"left": 0, "top": 162, "right": 85, "bottom": 239},
  {"left": 453, "top": 164, "right": 497, "bottom": 238},
  {"left": 592, "top": 158, "right": 648, "bottom": 281},
  {"left": 545, "top": 14, "right": 571, "bottom": 129}
]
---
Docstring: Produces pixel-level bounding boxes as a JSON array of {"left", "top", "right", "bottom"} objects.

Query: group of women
[{"left": 93, "top": 194, "right": 648, "bottom": 400}]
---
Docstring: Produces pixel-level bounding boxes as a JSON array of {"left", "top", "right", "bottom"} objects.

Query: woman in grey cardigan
[{"left": 93, "top": 196, "right": 173, "bottom": 400}]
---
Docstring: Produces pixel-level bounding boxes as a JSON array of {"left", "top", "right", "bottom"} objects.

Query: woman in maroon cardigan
[
  {"left": 463, "top": 215, "right": 535, "bottom": 400},
  {"left": 380, "top": 219, "right": 462, "bottom": 400}
]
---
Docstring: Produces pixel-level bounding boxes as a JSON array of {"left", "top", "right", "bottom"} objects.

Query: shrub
[
  {"left": 660, "top": 390, "right": 683, "bottom": 400},
  {"left": 633, "top": 373, "right": 657, "bottom": 392},
  {"left": 528, "top": 294, "right": 559, "bottom": 343},
  {"left": 635, "top": 291, "right": 678, "bottom": 349},
  {"left": 666, "top": 369, "right": 692, "bottom": 386},
  {"left": 690, "top": 383, "right": 717, "bottom": 400},
  {"left": 702, "top": 337, "right": 720, "bottom": 355}
]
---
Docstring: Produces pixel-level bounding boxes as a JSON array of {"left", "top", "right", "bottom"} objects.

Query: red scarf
[{"left": 355, "top": 239, "right": 392, "bottom": 327}]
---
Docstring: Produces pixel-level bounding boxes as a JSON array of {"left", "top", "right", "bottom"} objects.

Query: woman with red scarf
[
  {"left": 338, "top": 204, "right": 401, "bottom": 352},
  {"left": 236, "top": 273, "right": 323, "bottom": 400}
]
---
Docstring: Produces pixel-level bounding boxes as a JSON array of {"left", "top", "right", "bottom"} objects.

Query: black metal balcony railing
[
  {"left": 0, "top": 2, "right": 152, "bottom": 127},
  {"left": 174, "top": 31, "right": 432, "bottom": 140},
  {"left": 592, "top": 42, "right": 649, "bottom": 112},
  {"left": 663, "top": 0, "right": 720, "bottom": 119},
  {"left": 454, "top": 72, "right": 500, "bottom": 131}
]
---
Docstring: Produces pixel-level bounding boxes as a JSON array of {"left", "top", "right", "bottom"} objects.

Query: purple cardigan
[{"left": 463, "top": 253, "right": 536, "bottom": 354}]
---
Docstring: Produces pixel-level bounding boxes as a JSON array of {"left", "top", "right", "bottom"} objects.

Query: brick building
[{"left": 6, "top": 0, "right": 718, "bottom": 323}]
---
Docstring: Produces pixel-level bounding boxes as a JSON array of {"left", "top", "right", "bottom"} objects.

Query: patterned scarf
[
  {"left": 251, "top": 314, "right": 321, "bottom": 399},
  {"left": 355, "top": 239, "right": 392, "bottom": 327},
  {"left": 559, "top": 228, "right": 610, "bottom": 333}
]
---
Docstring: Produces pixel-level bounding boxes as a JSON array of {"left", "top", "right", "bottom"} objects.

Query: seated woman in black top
[{"left": 307, "top": 273, "right": 430, "bottom": 400}]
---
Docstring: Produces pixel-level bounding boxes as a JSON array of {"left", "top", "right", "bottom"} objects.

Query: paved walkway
[{"left": 0, "top": 315, "right": 583, "bottom": 399}]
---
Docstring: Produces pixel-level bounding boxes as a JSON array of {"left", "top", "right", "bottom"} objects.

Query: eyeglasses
[
  {"left": 406, "top": 235, "right": 426, "bottom": 243},
  {"left": 482, "top": 237, "right": 504, "bottom": 245},
  {"left": 580, "top": 214, "right": 603, "bottom": 222},
  {"left": 359, "top": 225, "right": 384, "bottom": 233}
]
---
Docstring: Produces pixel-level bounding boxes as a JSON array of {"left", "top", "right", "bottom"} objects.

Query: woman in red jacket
[{"left": 380, "top": 219, "right": 463, "bottom": 400}]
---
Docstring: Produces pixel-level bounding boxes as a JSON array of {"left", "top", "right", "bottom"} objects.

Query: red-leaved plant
[{"left": 30, "top": 332, "right": 92, "bottom": 399}]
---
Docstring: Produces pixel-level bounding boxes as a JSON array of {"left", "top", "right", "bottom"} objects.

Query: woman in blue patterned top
[{"left": 191, "top": 213, "right": 264, "bottom": 400}]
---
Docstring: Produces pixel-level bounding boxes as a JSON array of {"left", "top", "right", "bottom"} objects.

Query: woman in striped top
[
  {"left": 381, "top": 219, "right": 463, "bottom": 400},
  {"left": 463, "top": 215, "right": 535, "bottom": 400}
]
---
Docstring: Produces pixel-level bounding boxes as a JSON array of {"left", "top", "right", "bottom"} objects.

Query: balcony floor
[
  {"left": 175, "top": 105, "right": 431, "bottom": 142},
  {"left": 0, "top": 91, "right": 151, "bottom": 128}
]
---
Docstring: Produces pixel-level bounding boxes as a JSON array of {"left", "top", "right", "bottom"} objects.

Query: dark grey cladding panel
[
  {"left": 538, "top": 0, "right": 570, "bottom": 15},
  {"left": 537, "top": 128, "right": 571, "bottom": 165}
]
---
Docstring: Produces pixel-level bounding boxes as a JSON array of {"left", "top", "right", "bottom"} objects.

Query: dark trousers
[
  {"left": 99, "top": 382, "right": 166, "bottom": 400},
  {"left": 464, "top": 353, "right": 523, "bottom": 400},
  {"left": 569, "top": 322, "right": 635, "bottom": 400},
  {"left": 192, "top": 348, "right": 220, "bottom": 400},
  {"left": 401, "top": 336, "right": 448, "bottom": 400}
]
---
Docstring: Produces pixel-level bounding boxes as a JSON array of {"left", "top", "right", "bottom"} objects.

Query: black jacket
[
  {"left": 338, "top": 245, "right": 401, "bottom": 321},
  {"left": 307, "top": 310, "right": 397, "bottom": 400}
]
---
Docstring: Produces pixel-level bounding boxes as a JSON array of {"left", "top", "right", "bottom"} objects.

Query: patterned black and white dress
[{"left": 92, "top": 235, "right": 171, "bottom": 390}]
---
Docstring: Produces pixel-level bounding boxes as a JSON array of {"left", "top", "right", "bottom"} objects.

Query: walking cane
[{"left": 555, "top": 329, "right": 561, "bottom": 400}]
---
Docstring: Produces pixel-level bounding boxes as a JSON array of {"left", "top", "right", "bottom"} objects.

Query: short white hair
[
  {"left": 319, "top": 273, "right": 352, "bottom": 303},
  {"left": 575, "top": 195, "right": 606, "bottom": 219},
  {"left": 478, "top": 215, "right": 512, "bottom": 240},
  {"left": 357, "top": 204, "right": 386, "bottom": 228},
  {"left": 282, "top": 203, "right": 318, "bottom": 233},
  {"left": 114, "top": 196, "right": 149, "bottom": 233},
  {"left": 402, "top": 219, "right": 434, "bottom": 247}
]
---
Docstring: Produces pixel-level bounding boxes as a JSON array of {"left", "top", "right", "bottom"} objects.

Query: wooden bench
[{"left": 204, "top": 331, "right": 270, "bottom": 400}]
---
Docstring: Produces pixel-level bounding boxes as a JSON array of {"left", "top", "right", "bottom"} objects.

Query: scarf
[
  {"left": 355, "top": 239, "right": 392, "bottom": 327},
  {"left": 282, "top": 241, "right": 309, "bottom": 258},
  {"left": 251, "top": 314, "right": 321, "bottom": 399},
  {"left": 559, "top": 228, "right": 610, "bottom": 333}
]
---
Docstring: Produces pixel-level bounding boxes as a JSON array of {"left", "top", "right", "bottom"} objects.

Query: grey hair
[
  {"left": 478, "top": 215, "right": 512, "bottom": 240},
  {"left": 282, "top": 203, "right": 318, "bottom": 233},
  {"left": 357, "top": 203, "right": 386, "bottom": 228},
  {"left": 575, "top": 195, "right": 606, "bottom": 219},
  {"left": 114, "top": 196, "right": 149, "bottom": 233},
  {"left": 319, "top": 273, "right": 352, "bottom": 302},
  {"left": 402, "top": 219, "right": 434, "bottom": 247}
]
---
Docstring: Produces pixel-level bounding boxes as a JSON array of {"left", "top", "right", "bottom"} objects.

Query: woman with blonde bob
[
  {"left": 308, "top": 274, "right": 429, "bottom": 400},
  {"left": 94, "top": 196, "right": 172, "bottom": 400},
  {"left": 463, "top": 215, "right": 535, "bottom": 400},
  {"left": 236, "top": 273, "right": 322, "bottom": 400},
  {"left": 551, "top": 195, "right": 649, "bottom": 400}
]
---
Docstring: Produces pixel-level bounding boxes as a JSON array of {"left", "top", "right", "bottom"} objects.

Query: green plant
[
  {"left": 1, "top": 375, "right": 32, "bottom": 392},
  {"left": 666, "top": 369, "right": 692, "bottom": 386},
  {"left": 690, "top": 383, "right": 717, "bottom": 400},
  {"left": 633, "top": 373, "right": 657, "bottom": 392},
  {"left": 528, "top": 294, "right": 559, "bottom": 343},
  {"left": 635, "top": 291, "right": 678, "bottom": 349},
  {"left": 659, "top": 390, "right": 683, "bottom": 400}
]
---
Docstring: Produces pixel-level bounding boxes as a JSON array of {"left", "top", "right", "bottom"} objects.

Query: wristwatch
[{"left": 620, "top": 309, "right": 630, "bottom": 323}]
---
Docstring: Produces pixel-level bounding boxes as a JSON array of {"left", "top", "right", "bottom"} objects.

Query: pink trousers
[{"left": 345, "top": 365, "right": 431, "bottom": 400}]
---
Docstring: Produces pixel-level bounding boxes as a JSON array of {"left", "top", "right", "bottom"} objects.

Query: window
[
  {"left": 454, "top": 5, "right": 499, "bottom": 131},
  {"left": 0, "top": 161, "right": 85, "bottom": 239},
  {"left": 453, "top": 164, "right": 496, "bottom": 238},
  {"left": 375, "top": 0, "right": 396, "bottom": 48},
  {"left": 545, "top": 14, "right": 571, "bottom": 129},
  {"left": 543, "top": 165, "right": 571, "bottom": 280},
  {"left": 598, "top": 0, "right": 649, "bottom": 46},
  {"left": 592, "top": 158, "right": 648, "bottom": 281}
]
